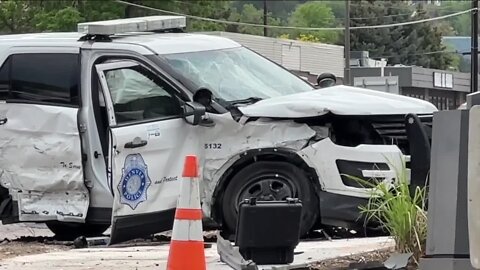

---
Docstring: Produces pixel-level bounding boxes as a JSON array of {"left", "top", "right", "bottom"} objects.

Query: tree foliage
[
  {"left": 0, "top": 0, "right": 40, "bottom": 33},
  {"left": 426, "top": 0, "right": 470, "bottom": 36},
  {"left": 231, "top": 0, "right": 306, "bottom": 22},
  {"left": 350, "top": 0, "right": 457, "bottom": 70},
  {"left": 0, "top": 0, "right": 467, "bottom": 71},
  {"left": 227, "top": 3, "right": 281, "bottom": 36},
  {"left": 287, "top": 1, "right": 338, "bottom": 44}
]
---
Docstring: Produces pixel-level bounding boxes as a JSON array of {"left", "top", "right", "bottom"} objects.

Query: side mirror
[
  {"left": 193, "top": 88, "right": 213, "bottom": 107},
  {"left": 316, "top": 73, "right": 337, "bottom": 88},
  {"left": 182, "top": 102, "right": 206, "bottom": 126}
]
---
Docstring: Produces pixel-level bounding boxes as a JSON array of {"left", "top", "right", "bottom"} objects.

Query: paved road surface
[
  {"left": 0, "top": 237, "right": 394, "bottom": 270},
  {"left": 0, "top": 223, "right": 53, "bottom": 240}
]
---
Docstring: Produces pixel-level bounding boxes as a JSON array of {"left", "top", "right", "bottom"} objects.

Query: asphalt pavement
[{"left": 0, "top": 234, "right": 394, "bottom": 270}]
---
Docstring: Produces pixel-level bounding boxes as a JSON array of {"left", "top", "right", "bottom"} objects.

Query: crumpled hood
[{"left": 237, "top": 85, "right": 438, "bottom": 118}]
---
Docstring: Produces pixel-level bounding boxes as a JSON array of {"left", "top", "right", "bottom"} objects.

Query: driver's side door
[{"left": 95, "top": 60, "right": 200, "bottom": 244}]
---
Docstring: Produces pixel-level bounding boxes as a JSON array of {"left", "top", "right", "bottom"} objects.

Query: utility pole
[
  {"left": 472, "top": 0, "right": 479, "bottom": 93},
  {"left": 344, "top": 0, "right": 351, "bottom": 85},
  {"left": 263, "top": 0, "right": 268, "bottom": 37}
]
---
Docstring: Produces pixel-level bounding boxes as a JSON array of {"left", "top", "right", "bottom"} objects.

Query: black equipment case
[{"left": 234, "top": 198, "right": 302, "bottom": 265}]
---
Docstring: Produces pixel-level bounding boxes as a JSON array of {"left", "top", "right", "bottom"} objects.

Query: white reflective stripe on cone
[
  {"left": 177, "top": 177, "right": 201, "bottom": 209},
  {"left": 171, "top": 220, "right": 203, "bottom": 241}
]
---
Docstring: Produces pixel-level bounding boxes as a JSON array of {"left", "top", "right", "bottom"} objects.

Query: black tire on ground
[
  {"left": 221, "top": 161, "right": 319, "bottom": 237},
  {"left": 46, "top": 222, "right": 110, "bottom": 240}
]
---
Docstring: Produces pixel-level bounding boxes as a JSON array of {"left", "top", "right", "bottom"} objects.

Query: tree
[
  {"left": 426, "top": 0, "right": 470, "bottom": 36},
  {"left": 138, "top": 0, "right": 232, "bottom": 32},
  {"left": 34, "top": 7, "right": 83, "bottom": 32},
  {"left": 350, "top": 0, "right": 457, "bottom": 70},
  {"left": 287, "top": 1, "right": 338, "bottom": 44},
  {"left": 323, "top": 1, "right": 345, "bottom": 22},
  {"left": 227, "top": 3, "right": 281, "bottom": 36},
  {"left": 0, "top": 0, "right": 41, "bottom": 33},
  {"left": 232, "top": 0, "right": 306, "bottom": 22},
  {"left": 0, "top": 0, "right": 126, "bottom": 33}
]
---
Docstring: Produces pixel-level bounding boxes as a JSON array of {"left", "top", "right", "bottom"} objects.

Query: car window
[
  {"left": 10, "top": 54, "right": 79, "bottom": 106},
  {"left": 103, "top": 65, "right": 182, "bottom": 124},
  {"left": 0, "top": 58, "right": 9, "bottom": 100}
]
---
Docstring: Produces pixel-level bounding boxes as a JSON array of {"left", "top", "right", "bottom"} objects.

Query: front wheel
[
  {"left": 46, "top": 222, "right": 110, "bottom": 240},
  {"left": 221, "top": 161, "right": 319, "bottom": 237}
]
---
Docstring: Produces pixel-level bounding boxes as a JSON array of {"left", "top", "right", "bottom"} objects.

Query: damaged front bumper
[
  {"left": 299, "top": 113, "right": 432, "bottom": 228},
  {"left": 301, "top": 113, "right": 432, "bottom": 198},
  {"left": 300, "top": 137, "right": 407, "bottom": 198}
]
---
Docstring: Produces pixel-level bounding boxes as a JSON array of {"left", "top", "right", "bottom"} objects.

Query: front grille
[
  {"left": 369, "top": 114, "right": 433, "bottom": 155},
  {"left": 372, "top": 121, "right": 408, "bottom": 142}
]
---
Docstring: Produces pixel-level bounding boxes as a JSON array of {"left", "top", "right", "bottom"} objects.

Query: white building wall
[{"left": 199, "top": 31, "right": 345, "bottom": 78}]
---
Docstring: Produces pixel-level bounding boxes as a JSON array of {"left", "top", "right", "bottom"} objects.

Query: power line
[
  {"left": 174, "top": 0, "right": 418, "bottom": 21},
  {"left": 114, "top": 0, "right": 475, "bottom": 31}
]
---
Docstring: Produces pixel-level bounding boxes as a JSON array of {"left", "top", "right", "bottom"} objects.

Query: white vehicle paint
[
  {"left": 238, "top": 85, "right": 437, "bottom": 118},
  {"left": 0, "top": 103, "right": 88, "bottom": 222},
  {"left": 0, "top": 16, "right": 437, "bottom": 243}
]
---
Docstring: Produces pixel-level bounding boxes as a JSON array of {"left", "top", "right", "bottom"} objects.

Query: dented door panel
[{"left": 0, "top": 103, "right": 88, "bottom": 222}]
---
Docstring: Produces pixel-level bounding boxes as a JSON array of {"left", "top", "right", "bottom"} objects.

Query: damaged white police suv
[{"left": 0, "top": 16, "right": 436, "bottom": 243}]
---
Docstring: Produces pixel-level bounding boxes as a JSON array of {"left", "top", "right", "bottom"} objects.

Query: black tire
[
  {"left": 46, "top": 222, "right": 110, "bottom": 240},
  {"left": 221, "top": 161, "right": 319, "bottom": 237}
]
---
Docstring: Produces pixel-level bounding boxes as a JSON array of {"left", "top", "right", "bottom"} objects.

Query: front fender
[
  {"left": 300, "top": 138, "right": 407, "bottom": 198},
  {"left": 198, "top": 114, "right": 316, "bottom": 220}
]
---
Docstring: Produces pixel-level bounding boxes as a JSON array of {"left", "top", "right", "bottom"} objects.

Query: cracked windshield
[{"left": 162, "top": 47, "right": 314, "bottom": 102}]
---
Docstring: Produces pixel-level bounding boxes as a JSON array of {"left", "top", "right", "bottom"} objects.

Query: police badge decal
[{"left": 118, "top": 154, "right": 152, "bottom": 210}]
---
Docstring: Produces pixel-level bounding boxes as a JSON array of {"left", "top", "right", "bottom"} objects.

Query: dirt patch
[
  {"left": 0, "top": 237, "right": 72, "bottom": 260},
  {"left": 309, "top": 248, "right": 406, "bottom": 270}
]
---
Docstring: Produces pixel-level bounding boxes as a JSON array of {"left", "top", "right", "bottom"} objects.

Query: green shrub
[{"left": 345, "top": 164, "right": 428, "bottom": 265}]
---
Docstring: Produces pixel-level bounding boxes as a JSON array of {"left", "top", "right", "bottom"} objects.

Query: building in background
[
  {"left": 201, "top": 31, "right": 470, "bottom": 110},
  {"left": 351, "top": 65, "right": 468, "bottom": 110},
  {"left": 349, "top": 50, "right": 469, "bottom": 110}
]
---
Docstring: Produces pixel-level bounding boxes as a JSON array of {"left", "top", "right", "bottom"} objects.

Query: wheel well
[{"left": 211, "top": 148, "right": 321, "bottom": 226}]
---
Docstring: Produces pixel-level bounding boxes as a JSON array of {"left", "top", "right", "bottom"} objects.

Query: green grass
[{"left": 344, "top": 164, "right": 428, "bottom": 265}]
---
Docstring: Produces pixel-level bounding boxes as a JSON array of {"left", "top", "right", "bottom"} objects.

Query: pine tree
[{"left": 350, "top": 0, "right": 457, "bottom": 70}]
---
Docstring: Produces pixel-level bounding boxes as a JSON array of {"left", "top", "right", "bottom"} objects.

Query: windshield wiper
[{"left": 229, "top": 97, "right": 263, "bottom": 106}]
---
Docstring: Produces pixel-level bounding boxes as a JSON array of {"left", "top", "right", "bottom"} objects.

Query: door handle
[
  {"left": 0, "top": 118, "right": 7, "bottom": 125},
  {"left": 124, "top": 137, "right": 148, "bottom": 149}
]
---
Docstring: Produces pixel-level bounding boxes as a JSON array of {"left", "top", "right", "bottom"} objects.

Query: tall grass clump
[{"left": 346, "top": 163, "right": 428, "bottom": 265}]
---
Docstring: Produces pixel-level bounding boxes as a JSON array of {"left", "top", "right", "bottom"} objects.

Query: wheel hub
[{"left": 235, "top": 174, "right": 297, "bottom": 211}]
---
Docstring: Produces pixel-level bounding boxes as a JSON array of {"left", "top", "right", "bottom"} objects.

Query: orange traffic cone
[{"left": 167, "top": 155, "right": 206, "bottom": 270}]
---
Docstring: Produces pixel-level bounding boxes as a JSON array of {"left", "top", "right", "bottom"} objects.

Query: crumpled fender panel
[
  {"left": 198, "top": 113, "right": 316, "bottom": 218},
  {"left": 0, "top": 104, "right": 88, "bottom": 222}
]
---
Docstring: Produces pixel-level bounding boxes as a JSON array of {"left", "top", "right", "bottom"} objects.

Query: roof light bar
[{"left": 77, "top": 16, "right": 186, "bottom": 36}]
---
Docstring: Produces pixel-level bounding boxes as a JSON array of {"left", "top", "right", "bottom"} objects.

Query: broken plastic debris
[{"left": 383, "top": 252, "right": 413, "bottom": 269}]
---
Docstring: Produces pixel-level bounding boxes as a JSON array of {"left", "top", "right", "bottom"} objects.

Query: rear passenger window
[
  {"left": 10, "top": 54, "right": 79, "bottom": 106},
  {"left": 0, "top": 58, "right": 9, "bottom": 100}
]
